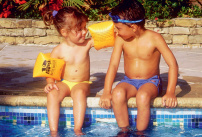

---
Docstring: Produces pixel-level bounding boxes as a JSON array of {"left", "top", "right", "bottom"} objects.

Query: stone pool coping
[{"left": 0, "top": 95, "right": 202, "bottom": 108}]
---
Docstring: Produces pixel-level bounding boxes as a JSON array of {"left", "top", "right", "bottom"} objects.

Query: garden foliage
[{"left": 0, "top": 0, "right": 201, "bottom": 20}]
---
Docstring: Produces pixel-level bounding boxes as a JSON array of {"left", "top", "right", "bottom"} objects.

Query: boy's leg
[
  {"left": 136, "top": 83, "right": 158, "bottom": 131},
  {"left": 70, "top": 83, "right": 90, "bottom": 135},
  {"left": 112, "top": 82, "right": 138, "bottom": 129},
  {"left": 47, "top": 82, "right": 70, "bottom": 133}
]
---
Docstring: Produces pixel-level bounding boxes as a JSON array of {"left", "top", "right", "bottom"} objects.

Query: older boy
[{"left": 99, "top": 0, "right": 178, "bottom": 132}]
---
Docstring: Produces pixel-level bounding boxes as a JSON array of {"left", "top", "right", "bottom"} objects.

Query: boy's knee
[
  {"left": 136, "top": 92, "right": 150, "bottom": 105},
  {"left": 112, "top": 88, "right": 127, "bottom": 102}
]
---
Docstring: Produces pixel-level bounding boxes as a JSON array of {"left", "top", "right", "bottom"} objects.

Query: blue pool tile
[
  {"left": 5, "top": 107, "right": 9, "bottom": 112},
  {"left": 192, "top": 123, "right": 196, "bottom": 128},
  {"left": 60, "top": 114, "right": 65, "bottom": 117},
  {"left": 60, "top": 117, "right": 66, "bottom": 121},
  {"left": 0, "top": 105, "right": 202, "bottom": 129},
  {"left": 196, "top": 115, "right": 199, "bottom": 118}
]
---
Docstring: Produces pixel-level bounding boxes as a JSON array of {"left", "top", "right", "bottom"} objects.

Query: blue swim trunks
[{"left": 118, "top": 75, "right": 162, "bottom": 94}]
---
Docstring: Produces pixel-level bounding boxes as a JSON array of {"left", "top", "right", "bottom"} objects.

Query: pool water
[{"left": 0, "top": 121, "right": 202, "bottom": 137}]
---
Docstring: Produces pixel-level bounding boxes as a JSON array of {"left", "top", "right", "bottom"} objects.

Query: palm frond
[
  {"left": 63, "top": 0, "right": 84, "bottom": 8},
  {"left": 17, "top": 0, "right": 35, "bottom": 11}
]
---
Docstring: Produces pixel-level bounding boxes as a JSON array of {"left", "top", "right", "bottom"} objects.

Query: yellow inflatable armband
[
  {"left": 88, "top": 21, "right": 115, "bottom": 50},
  {"left": 33, "top": 52, "right": 65, "bottom": 80}
]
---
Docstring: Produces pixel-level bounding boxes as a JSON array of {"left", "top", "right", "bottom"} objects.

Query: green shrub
[
  {"left": 82, "top": 0, "right": 121, "bottom": 21},
  {"left": 0, "top": 0, "right": 201, "bottom": 20}
]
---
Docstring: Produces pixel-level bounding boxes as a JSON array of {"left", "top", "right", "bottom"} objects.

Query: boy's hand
[
  {"left": 162, "top": 93, "right": 177, "bottom": 108},
  {"left": 44, "top": 83, "right": 59, "bottom": 93},
  {"left": 99, "top": 93, "right": 112, "bottom": 109}
]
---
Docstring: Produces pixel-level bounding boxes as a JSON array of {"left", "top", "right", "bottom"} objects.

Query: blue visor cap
[{"left": 109, "top": 13, "right": 144, "bottom": 24}]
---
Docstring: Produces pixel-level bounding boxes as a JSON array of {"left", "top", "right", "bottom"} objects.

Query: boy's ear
[
  {"left": 130, "top": 24, "right": 138, "bottom": 32},
  {"left": 60, "top": 29, "right": 68, "bottom": 37}
]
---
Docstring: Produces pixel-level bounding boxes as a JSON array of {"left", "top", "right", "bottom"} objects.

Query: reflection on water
[{"left": 0, "top": 121, "right": 202, "bottom": 137}]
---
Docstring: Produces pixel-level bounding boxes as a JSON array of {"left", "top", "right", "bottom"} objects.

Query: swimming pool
[
  {"left": 0, "top": 120, "right": 202, "bottom": 137},
  {"left": 0, "top": 105, "right": 202, "bottom": 136}
]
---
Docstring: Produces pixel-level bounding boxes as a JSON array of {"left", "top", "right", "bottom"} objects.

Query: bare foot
[
  {"left": 120, "top": 126, "right": 129, "bottom": 132},
  {"left": 74, "top": 129, "right": 85, "bottom": 136},
  {"left": 50, "top": 131, "right": 60, "bottom": 137},
  {"left": 116, "top": 127, "right": 130, "bottom": 137}
]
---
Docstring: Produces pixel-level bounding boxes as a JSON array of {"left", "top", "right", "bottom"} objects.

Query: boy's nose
[
  {"left": 114, "top": 31, "right": 118, "bottom": 36},
  {"left": 114, "top": 28, "right": 118, "bottom": 34}
]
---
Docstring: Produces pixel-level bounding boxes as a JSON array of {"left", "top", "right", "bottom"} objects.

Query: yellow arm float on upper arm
[
  {"left": 88, "top": 21, "right": 115, "bottom": 50},
  {"left": 33, "top": 52, "right": 65, "bottom": 80}
]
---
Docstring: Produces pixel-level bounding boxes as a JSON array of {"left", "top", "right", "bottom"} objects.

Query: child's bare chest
[
  {"left": 62, "top": 49, "right": 89, "bottom": 64},
  {"left": 123, "top": 44, "right": 156, "bottom": 60}
]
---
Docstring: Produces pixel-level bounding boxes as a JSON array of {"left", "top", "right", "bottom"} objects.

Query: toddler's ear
[{"left": 60, "top": 29, "right": 68, "bottom": 37}]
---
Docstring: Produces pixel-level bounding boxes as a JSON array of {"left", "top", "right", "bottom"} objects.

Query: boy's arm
[
  {"left": 99, "top": 37, "right": 123, "bottom": 109},
  {"left": 155, "top": 33, "right": 178, "bottom": 108}
]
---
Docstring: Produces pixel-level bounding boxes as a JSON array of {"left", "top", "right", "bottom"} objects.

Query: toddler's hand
[
  {"left": 44, "top": 83, "right": 59, "bottom": 93},
  {"left": 99, "top": 93, "right": 112, "bottom": 109},
  {"left": 162, "top": 93, "right": 177, "bottom": 108}
]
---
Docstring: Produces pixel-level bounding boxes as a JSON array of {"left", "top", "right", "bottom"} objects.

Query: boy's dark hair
[
  {"left": 43, "top": 6, "right": 88, "bottom": 35},
  {"left": 111, "top": 0, "right": 145, "bottom": 28}
]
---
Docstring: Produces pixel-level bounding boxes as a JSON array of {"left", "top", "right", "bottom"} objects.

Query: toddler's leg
[
  {"left": 136, "top": 83, "right": 158, "bottom": 131},
  {"left": 112, "top": 83, "right": 137, "bottom": 129},
  {"left": 70, "top": 83, "right": 90, "bottom": 135},
  {"left": 47, "top": 82, "right": 70, "bottom": 134}
]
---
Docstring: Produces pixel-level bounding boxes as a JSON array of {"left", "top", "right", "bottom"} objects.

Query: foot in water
[
  {"left": 74, "top": 129, "right": 85, "bottom": 136},
  {"left": 116, "top": 127, "right": 147, "bottom": 137}
]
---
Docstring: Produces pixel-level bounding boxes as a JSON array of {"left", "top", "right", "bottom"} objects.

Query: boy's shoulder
[
  {"left": 145, "top": 29, "right": 161, "bottom": 37},
  {"left": 144, "top": 29, "right": 165, "bottom": 42},
  {"left": 115, "top": 35, "right": 125, "bottom": 43}
]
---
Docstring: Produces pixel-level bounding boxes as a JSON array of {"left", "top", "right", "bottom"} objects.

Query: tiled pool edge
[
  {"left": 0, "top": 95, "right": 202, "bottom": 128},
  {"left": 0, "top": 95, "right": 202, "bottom": 108}
]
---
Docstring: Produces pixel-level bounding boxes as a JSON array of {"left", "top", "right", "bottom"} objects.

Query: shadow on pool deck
[{"left": 0, "top": 44, "right": 202, "bottom": 99}]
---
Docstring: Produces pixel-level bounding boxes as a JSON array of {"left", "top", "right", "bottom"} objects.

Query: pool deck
[{"left": 0, "top": 44, "right": 202, "bottom": 108}]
